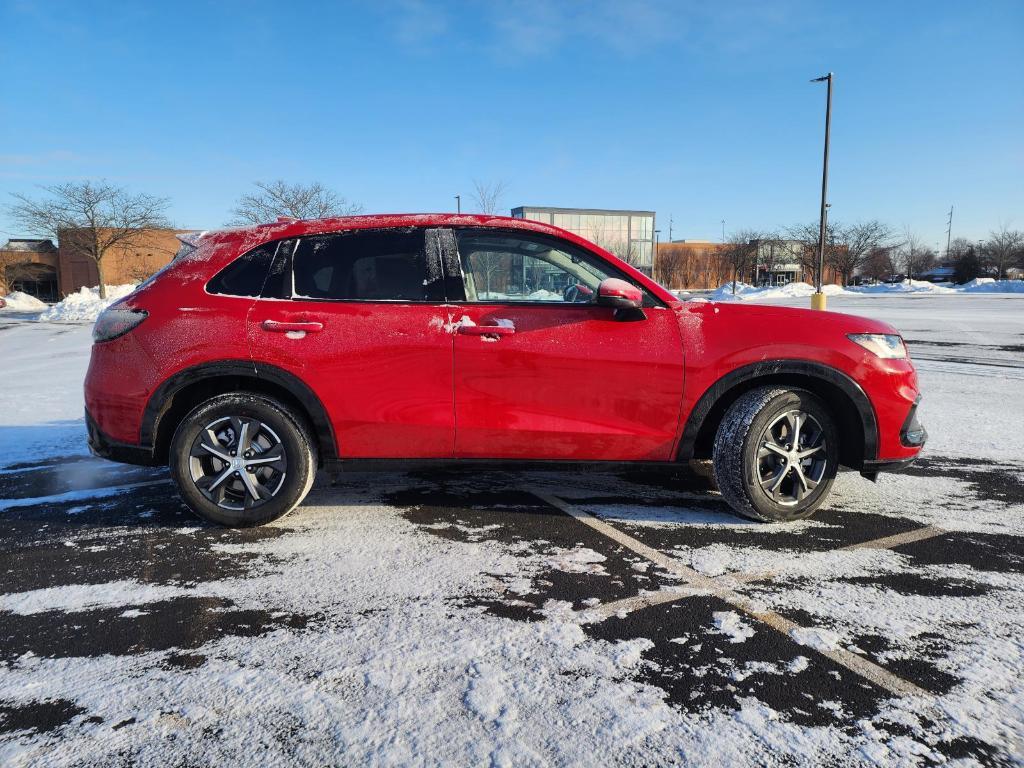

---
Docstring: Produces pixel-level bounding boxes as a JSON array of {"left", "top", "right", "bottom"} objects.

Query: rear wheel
[
  {"left": 712, "top": 387, "right": 839, "bottom": 522},
  {"left": 169, "top": 393, "right": 317, "bottom": 526}
]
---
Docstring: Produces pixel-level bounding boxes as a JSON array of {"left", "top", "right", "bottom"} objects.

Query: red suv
[{"left": 84, "top": 214, "right": 925, "bottom": 526}]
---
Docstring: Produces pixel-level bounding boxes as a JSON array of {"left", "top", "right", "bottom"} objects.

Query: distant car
[
  {"left": 0, "top": 297, "right": 6, "bottom": 309},
  {"left": 84, "top": 214, "right": 926, "bottom": 527}
]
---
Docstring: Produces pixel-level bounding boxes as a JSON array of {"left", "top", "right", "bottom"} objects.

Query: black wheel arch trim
[
  {"left": 140, "top": 359, "right": 337, "bottom": 462},
  {"left": 676, "top": 359, "right": 879, "bottom": 464}
]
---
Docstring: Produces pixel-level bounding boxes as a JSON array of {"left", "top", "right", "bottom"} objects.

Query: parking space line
[
  {"left": 533, "top": 490, "right": 930, "bottom": 699},
  {"left": 581, "top": 588, "right": 701, "bottom": 621},
  {"left": 843, "top": 524, "right": 947, "bottom": 551},
  {"left": 727, "top": 524, "right": 949, "bottom": 586}
]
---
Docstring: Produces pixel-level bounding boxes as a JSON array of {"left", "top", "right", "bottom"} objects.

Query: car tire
[
  {"left": 712, "top": 387, "right": 839, "bottom": 522},
  {"left": 169, "top": 392, "right": 317, "bottom": 527}
]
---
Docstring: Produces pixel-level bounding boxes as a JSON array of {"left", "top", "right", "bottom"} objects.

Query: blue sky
[{"left": 1, "top": 0, "right": 1021, "bottom": 248}]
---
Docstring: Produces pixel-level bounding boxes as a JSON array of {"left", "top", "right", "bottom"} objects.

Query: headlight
[
  {"left": 847, "top": 333, "right": 907, "bottom": 359},
  {"left": 93, "top": 308, "right": 148, "bottom": 343}
]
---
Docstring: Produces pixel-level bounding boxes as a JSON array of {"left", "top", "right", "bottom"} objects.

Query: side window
[
  {"left": 292, "top": 229, "right": 434, "bottom": 301},
  {"left": 207, "top": 241, "right": 278, "bottom": 297},
  {"left": 454, "top": 230, "right": 620, "bottom": 304}
]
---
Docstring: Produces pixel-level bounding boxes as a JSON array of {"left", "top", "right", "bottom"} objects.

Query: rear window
[
  {"left": 292, "top": 229, "right": 430, "bottom": 301},
  {"left": 207, "top": 242, "right": 278, "bottom": 297}
]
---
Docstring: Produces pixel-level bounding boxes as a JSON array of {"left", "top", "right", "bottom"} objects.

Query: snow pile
[
  {"left": 1, "top": 291, "right": 48, "bottom": 311},
  {"left": 36, "top": 284, "right": 137, "bottom": 322},
  {"left": 959, "top": 278, "right": 1024, "bottom": 293},
  {"left": 709, "top": 282, "right": 848, "bottom": 302},
  {"left": 848, "top": 280, "right": 956, "bottom": 295}
]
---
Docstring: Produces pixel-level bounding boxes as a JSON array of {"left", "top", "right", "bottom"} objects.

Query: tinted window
[
  {"left": 454, "top": 230, "right": 620, "bottom": 304},
  {"left": 207, "top": 242, "right": 278, "bottom": 297},
  {"left": 292, "top": 229, "right": 430, "bottom": 301}
]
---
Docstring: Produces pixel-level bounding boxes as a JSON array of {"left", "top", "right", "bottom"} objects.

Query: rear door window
[
  {"left": 207, "top": 241, "right": 278, "bottom": 297},
  {"left": 292, "top": 228, "right": 441, "bottom": 302}
]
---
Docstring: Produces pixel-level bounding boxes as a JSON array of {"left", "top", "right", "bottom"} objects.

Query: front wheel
[
  {"left": 169, "top": 393, "right": 317, "bottom": 527},
  {"left": 712, "top": 387, "right": 839, "bottom": 522}
]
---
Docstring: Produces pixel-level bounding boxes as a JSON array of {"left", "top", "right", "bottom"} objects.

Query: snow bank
[
  {"left": 959, "top": 278, "right": 1024, "bottom": 293},
  {"left": 36, "top": 284, "right": 137, "bottom": 322},
  {"left": 708, "top": 282, "right": 849, "bottom": 302},
  {"left": 700, "top": 278, "right": 1024, "bottom": 302},
  {"left": 1, "top": 291, "right": 48, "bottom": 311},
  {"left": 848, "top": 279, "right": 956, "bottom": 295}
]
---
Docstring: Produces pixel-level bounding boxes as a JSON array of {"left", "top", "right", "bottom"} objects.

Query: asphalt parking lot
[
  {"left": 2, "top": 296, "right": 1023, "bottom": 765},
  {"left": 1, "top": 449, "right": 1022, "bottom": 766}
]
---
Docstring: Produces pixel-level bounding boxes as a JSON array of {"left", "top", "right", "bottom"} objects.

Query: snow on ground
[
  {"left": 0, "top": 295, "right": 1022, "bottom": 766},
  {"left": 35, "top": 284, "right": 137, "bottom": 323},
  {"left": 1, "top": 292, "right": 47, "bottom": 312},
  {"left": 0, "top": 321, "right": 93, "bottom": 468}
]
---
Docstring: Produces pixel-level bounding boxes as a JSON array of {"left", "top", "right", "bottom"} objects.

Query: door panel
[
  {"left": 249, "top": 301, "right": 454, "bottom": 458},
  {"left": 453, "top": 304, "right": 684, "bottom": 460}
]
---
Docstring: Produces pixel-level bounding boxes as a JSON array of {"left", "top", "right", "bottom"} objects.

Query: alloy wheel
[
  {"left": 756, "top": 409, "right": 828, "bottom": 506},
  {"left": 187, "top": 416, "right": 288, "bottom": 510}
]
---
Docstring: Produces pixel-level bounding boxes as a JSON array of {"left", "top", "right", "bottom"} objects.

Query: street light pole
[
  {"left": 455, "top": 195, "right": 461, "bottom": 214},
  {"left": 811, "top": 72, "right": 833, "bottom": 311}
]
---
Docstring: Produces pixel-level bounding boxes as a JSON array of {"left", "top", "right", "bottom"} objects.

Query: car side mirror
[{"left": 596, "top": 278, "right": 643, "bottom": 309}]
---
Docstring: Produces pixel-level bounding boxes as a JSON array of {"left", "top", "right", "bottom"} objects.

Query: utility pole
[
  {"left": 455, "top": 195, "right": 461, "bottom": 214},
  {"left": 721, "top": 219, "right": 725, "bottom": 242},
  {"left": 811, "top": 72, "right": 833, "bottom": 311},
  {"left": 668, "top": 215, "right": 673, "bottom": 242},
  {"left": 945, "top": 206, "right": 953, "bottom": 258}
]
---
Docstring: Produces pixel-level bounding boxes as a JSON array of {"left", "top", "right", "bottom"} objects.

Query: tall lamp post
[
  {"left": 653, "top": 229, "right": 661, "bottom": 282},
  {"left": 455, "top": 195, "right": 461, "bottom": 214},
  {"left": 811, "top": 72, "right": 833, "bottom": 311}
]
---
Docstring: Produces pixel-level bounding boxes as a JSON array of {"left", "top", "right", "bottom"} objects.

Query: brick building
[
  {"left": 0, "top": 239, "right": 60, "bottom": 301},
  {"left": 56, "top": 227, "right": 189, "bottom": 296}
]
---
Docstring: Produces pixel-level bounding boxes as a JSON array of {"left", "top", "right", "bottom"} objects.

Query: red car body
[{"left": 84, "top": 214, "right": 923, "bottom": 479}]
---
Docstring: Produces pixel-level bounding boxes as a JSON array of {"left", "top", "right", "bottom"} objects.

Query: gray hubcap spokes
[
  {"left": 756, "top": 409, "right": 828, "bottom": 506},
  {"left": 188, "top": 416, "right": 287, "bottom": 511}
]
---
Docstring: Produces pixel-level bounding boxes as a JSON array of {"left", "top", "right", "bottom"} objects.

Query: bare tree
[
  {"left": 983, "top": 224, "right": 1024, "bottom": 280},
  {"left": 720, "top": 230, "right": 759, "bottom": 294},
  {"left": 590, "top": 226, "right": 642, "bottom": 267},
  {"left": 863, "top": 246, "right": 900, "bottom": 283},
  {"left": 9, "top": 181, "right": 170, "bottom": 299},
  {"left": 831, "top": 220, "right": 895, "bottom": 286},
  {"left": 899, "top": 231, "right": 935, "bottom": 281},
  {"left": 466, "top": 180, "right": 511, "bottom": 295},
  {"left": 470, "top": 180, "right": 508, "bottom": 215},
  {"left": 786, "top": 221, "right": 840, "bottom": 286},
  {"left": 656, "top": 246, "right": 693, "bottom": 289},
  {"left": 229, "top": 180, "right": 362, "bottom": 225}
]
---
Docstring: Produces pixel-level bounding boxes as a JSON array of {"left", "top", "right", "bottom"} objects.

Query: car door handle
[
  {"left": 261, "top": 320, "right": 324, "bottom": 333},
  {"left": 457, "top": 323, "right": 515, "bottom": 336}
]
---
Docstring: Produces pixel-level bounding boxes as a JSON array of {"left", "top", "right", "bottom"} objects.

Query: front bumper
[
  {"left": 85, "top": 408, "right": 158, "bottom": 466},
  {"left": 860, "top": 396, "right": 926, "bottom": 481}
]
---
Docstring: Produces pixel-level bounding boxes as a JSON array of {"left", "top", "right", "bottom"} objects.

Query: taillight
[{"left": 92, "top": 308, "right": 148, "bottom": 343}]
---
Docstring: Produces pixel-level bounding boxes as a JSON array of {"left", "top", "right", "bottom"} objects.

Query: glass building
[{"left": 511, "top": 206, "right": 656, "bottom": 274}]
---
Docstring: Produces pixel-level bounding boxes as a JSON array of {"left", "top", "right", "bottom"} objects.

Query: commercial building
[
  {"left": 2, "top": 229, "right": 190, "bottom": 301},
  {"left": 511, "top": 206, "right": 656, "bottom": 275},
  {"left": 0, "top": 239, "right": 60, "bottom": 300}
]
